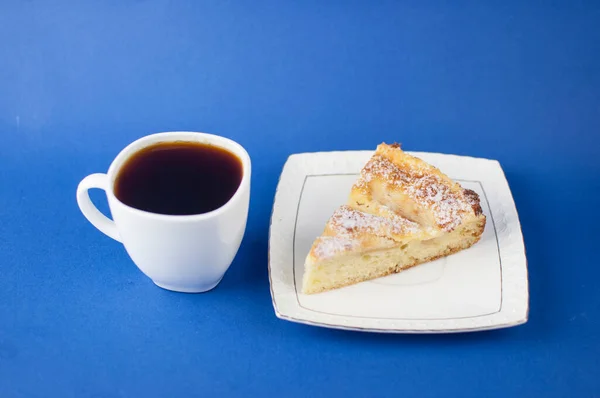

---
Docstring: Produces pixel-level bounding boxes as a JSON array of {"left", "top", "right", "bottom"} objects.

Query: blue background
[{"left": 1, "top": 1, "right": 599, "bottom": 397}]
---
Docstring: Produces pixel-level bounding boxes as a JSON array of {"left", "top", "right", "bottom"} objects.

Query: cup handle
[{"left": 76, "top": 173, "right": 121, "bottom": 242}]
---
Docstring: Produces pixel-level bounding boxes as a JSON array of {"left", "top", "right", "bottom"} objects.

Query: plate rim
[{"left": 268, "top": 150, "right": 529, "bottom": 333}]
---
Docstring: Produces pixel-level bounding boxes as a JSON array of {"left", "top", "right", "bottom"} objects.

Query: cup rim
[{"left": 106, "top": 131, "right": 251, "bottom": 221}]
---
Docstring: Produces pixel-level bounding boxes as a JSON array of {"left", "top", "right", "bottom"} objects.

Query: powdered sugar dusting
[
  {"left": 355, "top": 155, "right": 399, "bottom": 190},
  {"left": 312, "top": 205, "right": 419, "bottom": 259},
  {"left": 410, "top": 173, "right": 473, "bottom": 230},
  {"left": 330, "top": 205, "right": 420, "bottom": 236},
  {"left": 358, "top": 155, "right": 473, "bottom": 231},
  {"left": 313, "top": 235, "right": 358, "bottom": 258}
]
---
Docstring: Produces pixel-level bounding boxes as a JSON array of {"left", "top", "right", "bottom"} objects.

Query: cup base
[{"left": 153, "top": 277, "right": 223, "bottom": 293}]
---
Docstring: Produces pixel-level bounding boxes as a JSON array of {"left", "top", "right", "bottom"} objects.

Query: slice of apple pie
[{"left": 302, "top": 143, "right": 486, "bottom": 294}]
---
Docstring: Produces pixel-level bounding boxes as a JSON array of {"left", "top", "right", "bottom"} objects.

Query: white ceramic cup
[{"left": 76, "top": 132, "right": 251, "bottom": 293}]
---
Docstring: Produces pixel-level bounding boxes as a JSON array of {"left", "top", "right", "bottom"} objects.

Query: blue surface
[{"left": 1, "top": 1, "right": 599, "bottom": 397}]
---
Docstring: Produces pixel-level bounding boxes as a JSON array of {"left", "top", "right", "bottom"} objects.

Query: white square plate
[{"left": 268, "top": 150, "right": 529, "bottom": 333}]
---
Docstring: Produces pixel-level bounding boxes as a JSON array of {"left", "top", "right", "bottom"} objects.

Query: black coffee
[{"left": 114, "top": 141, "right": 243, "bottom": 215}]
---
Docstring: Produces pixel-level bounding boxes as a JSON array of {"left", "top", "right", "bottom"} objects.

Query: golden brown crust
[{"left": 463, "top": 188, "right": 483, "bottom": 216}]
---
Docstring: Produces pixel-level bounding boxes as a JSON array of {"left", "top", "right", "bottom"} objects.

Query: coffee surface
[{"left": 114, "top": 141, "right": 243, "bottom": 215}]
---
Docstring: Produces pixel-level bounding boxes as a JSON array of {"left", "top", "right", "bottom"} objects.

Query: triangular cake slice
[{"left": 302, "top": 143, "right": 486, "bottom": 294}]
